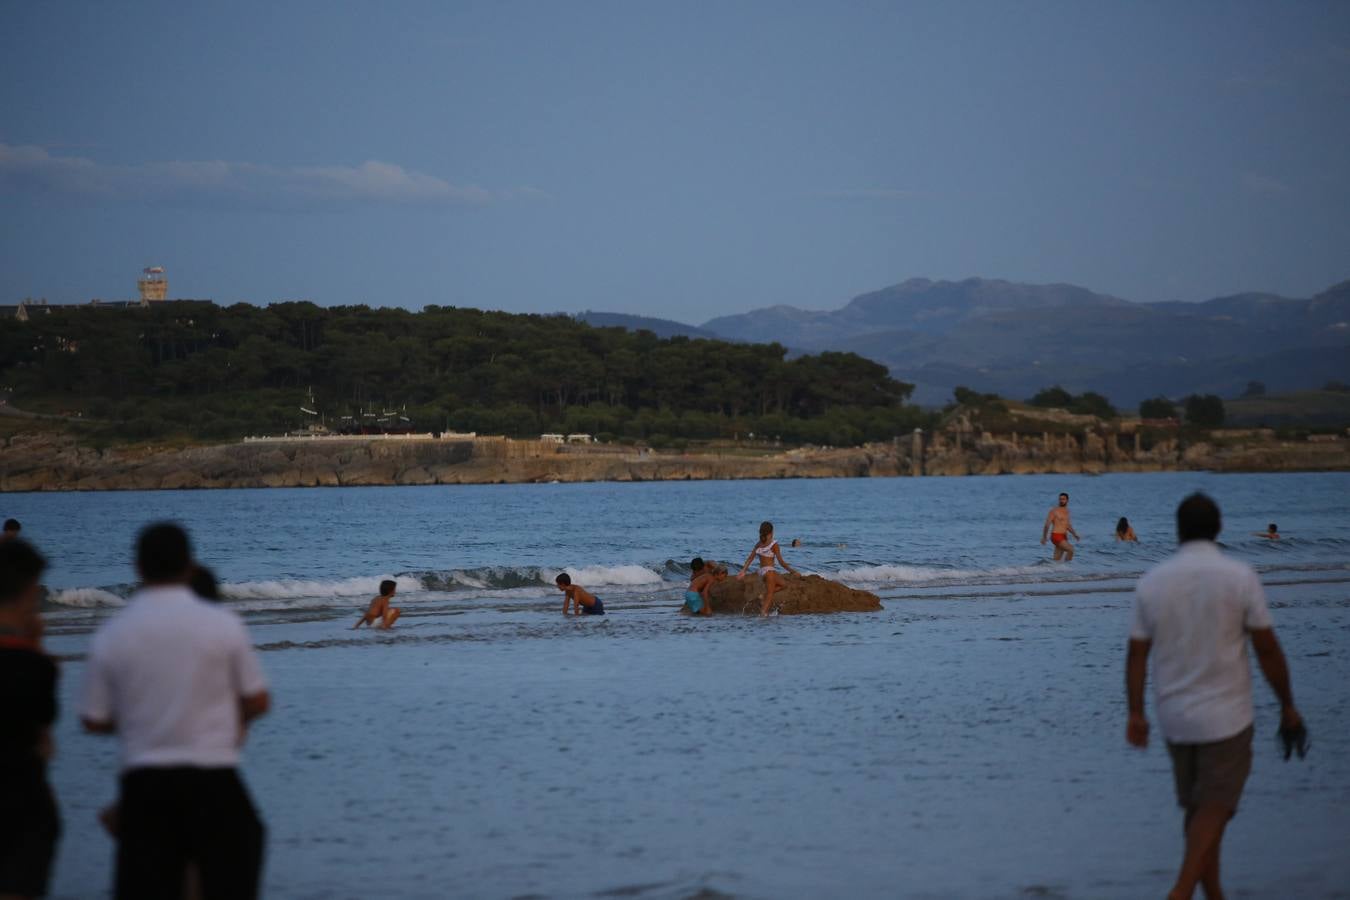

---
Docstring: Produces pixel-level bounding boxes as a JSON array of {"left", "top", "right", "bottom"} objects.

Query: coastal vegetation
[
  {"left": 1027, "top": 385, "right": 1117, "bottom": 419},
  {"left": 0, "top": 301, "right": 930, "bottom": 445}
]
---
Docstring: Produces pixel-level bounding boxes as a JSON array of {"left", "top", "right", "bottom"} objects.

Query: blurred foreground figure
[
  {"left": 0, "top": 539, "right": 59, "bottom": 899},
  {"left": 1126, "top": 493, "right": 1305, "bottom": 900},
  {"left": 82, "top": 523, "right": 272, "bottom": 900}
]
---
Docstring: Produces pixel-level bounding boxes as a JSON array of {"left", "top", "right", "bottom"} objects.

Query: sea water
[{"left": 9, "top": 471, "right": 1348, "bottom": 898}]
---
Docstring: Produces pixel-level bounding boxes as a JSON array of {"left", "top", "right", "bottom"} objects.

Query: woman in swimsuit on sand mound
[{"left": 737, "top": 521, "right": 798, "bottom": 616}]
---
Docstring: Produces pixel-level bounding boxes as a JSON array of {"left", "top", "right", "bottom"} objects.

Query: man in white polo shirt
[
  {"left": 81, "top": 523, "right": 271, "bottom": 900},
  {"left": 1126, "top": 493, "right": 1304, "bottom": 900}
]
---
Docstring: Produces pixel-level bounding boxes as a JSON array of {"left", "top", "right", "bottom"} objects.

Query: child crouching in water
[
  {"left": 681, "top": 557, "right": 714, "bottom": 616},
  {"left": 556, "top": 573, "right": 604, "bottom": 615},
  {"left": 354, "top": 579, "right": 402, "bottom": 629}
]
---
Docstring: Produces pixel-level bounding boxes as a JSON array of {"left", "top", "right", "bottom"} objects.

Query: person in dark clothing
[{"left": 0, "top": 539, "right": 60, "bottom": 899}]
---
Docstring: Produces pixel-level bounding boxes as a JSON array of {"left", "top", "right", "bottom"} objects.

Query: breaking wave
[
  {"left": 45, "top": 587, "right": 127, "bottom": 609},
  {"left": 222, "top": 575, "right": 424, "bottom": 601},
  {"left": 560, "top": 564, "right": 665, "bottom": 587}
]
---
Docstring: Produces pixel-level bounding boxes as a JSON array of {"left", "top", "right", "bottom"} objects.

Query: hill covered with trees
[{"left": 0, "top": 302, "right": 930, "bottom": 446}]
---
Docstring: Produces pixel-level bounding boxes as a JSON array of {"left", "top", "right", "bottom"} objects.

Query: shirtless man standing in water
[{"left": 1041, "top": 492, "right": 1080, "bottom": 561}]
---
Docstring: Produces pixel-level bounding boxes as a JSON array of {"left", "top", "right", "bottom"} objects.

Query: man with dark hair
[
  {"left": 0, "top": 539, "right": 60, "bottom": 899},
  {"left": 1, "top": 518, "right": 21, "bottom": 541},
  {"left": 81, "top": 522, "right": 271, "bottom": 900},
  {"left": 1040, "top": 492, "right": 1079, "bottom": 561},
  {"left": 135, "top": 521, "right": 191, "bottom": 581},
  {"left": 1126, "top": 493, "right": 1305, "bottom": 900}
]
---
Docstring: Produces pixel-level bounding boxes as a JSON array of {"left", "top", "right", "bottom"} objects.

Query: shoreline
[{"left": 2, "top": 431, "right": 1348, "bottom": 492}]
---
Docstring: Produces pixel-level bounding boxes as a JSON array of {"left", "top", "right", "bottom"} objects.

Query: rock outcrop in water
[{"left": 706, "top": 573, "right": 882, "bottom": 615}]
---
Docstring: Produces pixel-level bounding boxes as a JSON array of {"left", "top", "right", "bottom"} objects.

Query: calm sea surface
[{"left": 9, "top": 471, "right": 1349, "bottom": 898}]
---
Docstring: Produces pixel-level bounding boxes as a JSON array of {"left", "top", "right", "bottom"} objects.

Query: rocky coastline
[{"left": 1, "top": 429, "right": 1347, "bottom": 493}]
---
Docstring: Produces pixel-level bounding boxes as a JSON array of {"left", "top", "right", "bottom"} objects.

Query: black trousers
[
  {"left": 0, "top": 766, "right": 60, "bottom": 896},
  {"left": 116, "top": 767, "right": 265, "bottom": 900}
]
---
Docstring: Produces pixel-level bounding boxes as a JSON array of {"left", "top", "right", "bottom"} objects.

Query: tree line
[
  {"left": 953, "top": 384, "right": 1227, "bottom": 427},
  {"left": 0, "top": 302, "right": 931, "bottom": 445}
]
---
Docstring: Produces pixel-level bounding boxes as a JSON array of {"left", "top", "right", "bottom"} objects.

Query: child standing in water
[
  {"left": 682, "top": 557, "right": 714, "bottom": 616},
  {"left": 737, "top": 521, "right": 797, "bottom": 616},
  {"left": 556, "top": 573, "right": 604, "bottom": 615},
  {"left": 354, "top": 579, "right": 402, "bottom": 629}
]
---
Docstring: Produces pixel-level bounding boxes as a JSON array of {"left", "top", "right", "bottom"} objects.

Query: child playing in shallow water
[
  {"left": 556, "top": 573, "right": 604, "bottom": 615},
  {"left": 737, "top": 521, "right": 798, "bottom": 616},
  {"left": 682, "top": 557, "right": 714, "bottom": 616},
  {"left": 354, "top": 579, "right": 402, "bottom": 629}
]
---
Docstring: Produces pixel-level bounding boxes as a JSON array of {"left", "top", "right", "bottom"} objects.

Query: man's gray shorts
[{"left": 1167, "top": 724, "right": 1254, "bottom": 822}]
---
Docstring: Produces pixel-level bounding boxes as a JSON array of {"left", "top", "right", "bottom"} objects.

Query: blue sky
[{"left": 2, "top": 1, "right": 1348, "bottom": 321}]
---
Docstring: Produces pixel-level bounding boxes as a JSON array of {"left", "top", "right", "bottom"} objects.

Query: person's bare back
[{"left": 354, "top": 580, "right": 401, "bottom": 629}]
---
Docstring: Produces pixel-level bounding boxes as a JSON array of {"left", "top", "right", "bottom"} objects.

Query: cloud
[
  {"left": 0, "top": 143, "right": 494, "bottom": 210},
  {"left": 811, "top": 188, "right": 917, "bottom": 201},
  {"left": 1239, "top": 171, "right": 1290, "bottom": 196}
]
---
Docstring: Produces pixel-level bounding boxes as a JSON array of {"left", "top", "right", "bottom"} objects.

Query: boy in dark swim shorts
[{"left": 556, "top": 573, "right": 604, "bottom": 615}]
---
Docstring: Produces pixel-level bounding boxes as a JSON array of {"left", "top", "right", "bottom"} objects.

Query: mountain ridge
[{"left": 578, "top": 276, "right": 1350, "bottom": 406}]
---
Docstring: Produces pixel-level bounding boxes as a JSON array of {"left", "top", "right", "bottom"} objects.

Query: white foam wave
[
  {"left": 47, "top": 587, "right": 126, "bottom": 609},
  {"left": 222, "top": 574, "right": 423, "bottom": 601},
  {"left": 835, "top": 564, "right": 1041, "bottom": 585},
  {"left": 560, "top": 564, "right": 664, "bottom": 587}
]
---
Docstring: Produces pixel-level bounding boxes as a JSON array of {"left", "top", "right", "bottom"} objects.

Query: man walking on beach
[
  {"left": 1126, "top": 493, "right": 1305, "bottom": 900},
  {"left": 81, "top": 522, "right": 271, "bottom": 900},
  {"left": 1040, "top": 492, "right": 1078, "bottom": 560}
]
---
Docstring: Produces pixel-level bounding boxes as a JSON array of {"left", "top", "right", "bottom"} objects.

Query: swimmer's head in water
[
  {"left": 555, "top": 572, "right": 571, "bottom": 587},
  {"left": 1116, "top": 517, "right": 1130, "bottom": 534},
  {"left": 1268, "top": 523, "right": 1278, "bottom": 533}
]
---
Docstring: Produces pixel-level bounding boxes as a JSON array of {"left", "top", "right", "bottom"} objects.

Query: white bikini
[{"left": 754, "top": 539, "right": 779, "bottom": 571}]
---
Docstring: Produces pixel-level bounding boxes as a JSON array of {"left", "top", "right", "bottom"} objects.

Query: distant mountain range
[
  {"left": 578, "top": 278, "right": 1350, "bottom": 407},
  {"left": 575, "top": 310, "right": 719, "bottom": 340}
]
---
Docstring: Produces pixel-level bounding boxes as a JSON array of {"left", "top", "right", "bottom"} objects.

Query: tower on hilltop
[{"left": 137, "top": 266, "right": 168, "bottom": 303}]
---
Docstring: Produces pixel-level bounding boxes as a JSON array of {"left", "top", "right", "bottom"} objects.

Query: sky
[{"left": 2, "top": 1, "right": 1348, "bottom": 322}]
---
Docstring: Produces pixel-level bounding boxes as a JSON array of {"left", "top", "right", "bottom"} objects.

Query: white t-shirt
[
  {"left": 81, "top": 585, "right": 269, "bottom": 770},
  {"left": 1130, "top": 540, "right": 1273, "bottom": 744}
]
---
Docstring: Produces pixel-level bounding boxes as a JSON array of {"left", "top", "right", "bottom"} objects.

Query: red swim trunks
[{"left": 1051, "top": 533, "right": 1068, "bottom": 547}]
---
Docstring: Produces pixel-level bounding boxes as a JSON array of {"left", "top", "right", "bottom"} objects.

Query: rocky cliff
[{"left": 1, "top": 428, "right": 1346, "bottom": 492}]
